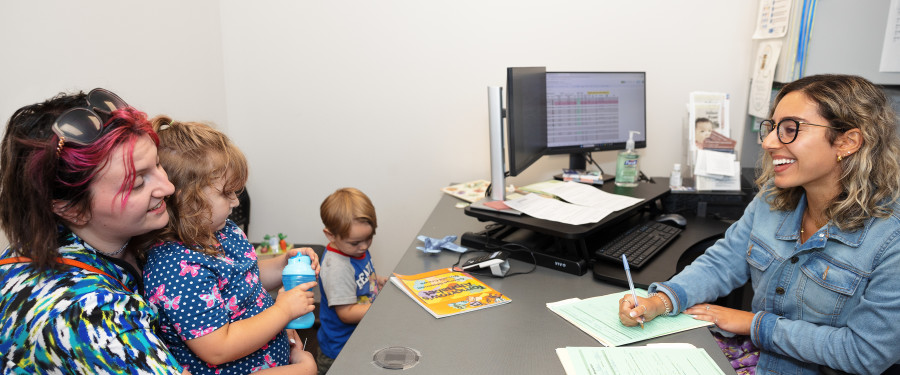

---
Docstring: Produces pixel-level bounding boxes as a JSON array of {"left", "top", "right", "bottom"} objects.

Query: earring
[{"left": 837, "top": 154, "right": 843, "bottom": 161}]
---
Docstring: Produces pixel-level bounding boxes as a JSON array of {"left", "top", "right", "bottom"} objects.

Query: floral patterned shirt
[
  {"left": 0, "top": 230, "right": 182, "bottom": 374},
  {"left": 143, "top": 220, "right": 289, "bottom": 375}
]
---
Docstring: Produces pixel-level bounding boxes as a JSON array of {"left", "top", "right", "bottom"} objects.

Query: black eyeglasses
[
  {"left": 758, "top": 119, "right": 843, "bottom": 144},
  {"left": 52, "top": 88, "right": 130, "bottom": 154}
]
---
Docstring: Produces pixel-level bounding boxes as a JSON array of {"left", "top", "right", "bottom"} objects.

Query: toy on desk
[
  {"left": 278, "top": 233, "right": 288, "bottom": 251},
  {"left": 416, "top": 235, "right": 467, "bottom": 254},
  {"left": 256, "top": 233, "right": 293, "bottom": 254}
]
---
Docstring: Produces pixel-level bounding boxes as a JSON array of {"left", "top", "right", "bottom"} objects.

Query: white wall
[
  {"left": 1, "top": 1, "right": 757, "bottom": 275},
  {"left": 0, "top": 1, "right": 227, "bottom": 129}
]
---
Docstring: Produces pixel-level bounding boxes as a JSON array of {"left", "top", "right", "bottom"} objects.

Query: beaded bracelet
[{"left": 649, "top": 292, "right": 671, "bottom": 315}]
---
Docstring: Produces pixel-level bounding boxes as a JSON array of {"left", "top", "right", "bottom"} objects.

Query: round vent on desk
[{"left": 372, "top": 346, "right": 421, "bottom": 370}]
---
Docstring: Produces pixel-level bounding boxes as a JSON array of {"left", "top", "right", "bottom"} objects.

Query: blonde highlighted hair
[
  {"left": 755, "top": 74, "right": 900, "bottom": 231},
  {"left": 148, "top": 115, "right": 248, "bottom": 255},
  {"left": 320, "top": 187, "right": 377, "bottom": 239}
]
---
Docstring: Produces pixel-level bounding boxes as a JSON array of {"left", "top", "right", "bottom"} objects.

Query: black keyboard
[{"left": 594, "top": 221, "right": 682, "bottom": 268}]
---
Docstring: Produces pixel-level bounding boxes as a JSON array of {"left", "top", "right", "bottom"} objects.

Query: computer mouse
[{"left": 655, "top": 213, "right": 687, "bottom": 227}]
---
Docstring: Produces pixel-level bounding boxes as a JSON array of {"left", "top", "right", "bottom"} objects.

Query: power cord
[
  {"left": 453, "top": 240, "right": 537, "bottom": 278},
  {"left": 484, "top": 171, "right": 511, "bottom": 199},
  {"left": 584, "top": 153, "right": 606, "bottom": 176},
  {"left": 639, "top": 170, "right": 655, "bottom": 183}
]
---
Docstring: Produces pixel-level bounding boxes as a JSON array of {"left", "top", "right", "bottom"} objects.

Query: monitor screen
[
  {"left": 506, "top": 67, "right": 548, "bottom": 177},
  {"left": 544, "top": 72, "right": 647, "bottom": 155}
]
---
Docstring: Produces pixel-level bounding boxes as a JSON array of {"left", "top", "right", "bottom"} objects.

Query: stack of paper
[
  {"left": 504, "top": 181, "right": 644, "bottom": 225},
  {"left": 693, "top": 149, "right": 741, "bottom": 191},
  {"left": 772, "top": 0, "right": 817, "bottom": 83},
  {"left": 547, "top": 290, "right": 712, "bottom": 347},
  {"left": 556, "top": 345, "right": 726, "bottom": 375},
  {"left": 686, "top": 91, "right": 741, "bottom": 191}
]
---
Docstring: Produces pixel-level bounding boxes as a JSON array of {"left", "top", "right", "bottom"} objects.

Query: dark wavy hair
[
  {"left": 755, "top": 74, "right": 900, "bottom": 231},
  {"left": 0, "top": 92, "right": 158, "bottom": 270}
]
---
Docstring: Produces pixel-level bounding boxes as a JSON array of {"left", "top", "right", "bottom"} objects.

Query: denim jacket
[{"left": 650, "top": 194, "right": 900, "bottom": 375}]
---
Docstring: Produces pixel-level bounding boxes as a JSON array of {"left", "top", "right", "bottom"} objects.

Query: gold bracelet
[{"left": 649, "top": 292, "right": 671, "bottom": 315}]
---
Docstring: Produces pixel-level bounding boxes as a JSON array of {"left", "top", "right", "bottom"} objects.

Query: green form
[{"left": 547, "top": 290, "right": 712, "bottom": 347}]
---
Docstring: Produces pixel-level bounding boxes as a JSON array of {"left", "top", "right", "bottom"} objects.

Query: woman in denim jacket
[{"left": 620, "top": 74, "right": 900, "bottom": 375}]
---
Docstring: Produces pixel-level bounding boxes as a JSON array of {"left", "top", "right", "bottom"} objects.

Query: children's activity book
[
  {"left": 441, "top": 180, "right": 490, "bottom": 203},
  {"left": 391, "top": 267, "right": 511, "bottom": 318}
]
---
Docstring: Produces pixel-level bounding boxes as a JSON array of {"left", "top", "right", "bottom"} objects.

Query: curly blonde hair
[
  {"left": 144, "top": 115, "right": 248, "bottom": 256},
  {"left": 755, "top": 74, "right": 900, "bottom": 231}
]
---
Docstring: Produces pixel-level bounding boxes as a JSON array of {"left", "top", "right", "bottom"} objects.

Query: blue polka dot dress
[{"left": 144, "top": 220, "right": 289, "bottom": 374}]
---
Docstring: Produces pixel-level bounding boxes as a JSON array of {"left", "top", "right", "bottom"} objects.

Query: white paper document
[
  {"left": 504, "top": 194, "right": 612, "bottom": 225},
  {"left": 542, "top": 181, "right": 644, "bottom": 211},
  {"left": 503, "top": 182, "right": 644, "bottom": 225},
  {"left": 555, "top": 346, "right": 726, "bottom": 375},
  {"left": 695, "top": 162, "right": 742, "bottom": 191},
  {"left": 881, "top": 0, "right": 900, "bottom": 72},
  {"left": 749, "top": 40, "right": 783, "bottom": 118},
  {"left": 752, "top": 0, "right": 793, "bottom": 39},
  {"left": 694, "top": 149, "right": 737, "bottom": 177}
]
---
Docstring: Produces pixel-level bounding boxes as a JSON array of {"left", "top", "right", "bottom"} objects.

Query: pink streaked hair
[{"left": 52, "top": 107, "right": 160, "bottom": 209}]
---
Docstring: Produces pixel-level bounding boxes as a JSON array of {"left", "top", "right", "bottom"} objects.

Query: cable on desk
[
  {"left": 453, "top": 238, "right": 537, "bottom": 278},
  {"left": 584, "top": 153, "right": 606, "bottom": 176},
  {"left": 484, "top": 171, "right": 511, "bottom": 199}
]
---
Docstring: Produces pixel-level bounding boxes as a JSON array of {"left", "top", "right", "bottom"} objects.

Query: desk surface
[{"left": 327, "top": 194, "right": 735, "bottom": 374}]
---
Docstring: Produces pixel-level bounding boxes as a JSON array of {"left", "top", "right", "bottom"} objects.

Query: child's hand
[
  {"left": 274, "top": 281, "right": 317, "bottom": 320},
  {"left": 377, "top": 275, "right": 388, "bottom": 289},
  {"left": 284, "top": 247, "right": 321, "bottom": 277},
  {"left": 286, "top": 329, "right": 314, "bottom": 365}
]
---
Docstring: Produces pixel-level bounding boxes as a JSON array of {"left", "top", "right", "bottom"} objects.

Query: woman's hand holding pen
[
  {"left": 684, "top": 304, "right": 754, "bottom": 335},
  {"left": 618, "top": 295, "right": 665, "bottom": 327}
]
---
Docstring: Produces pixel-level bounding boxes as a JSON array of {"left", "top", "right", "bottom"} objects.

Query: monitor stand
[
  {"left": 463, "top": 176, "right": 671, "bottom": 276},
  {"left": 461, "top": 225, "right": 589, "bottom": 276}
]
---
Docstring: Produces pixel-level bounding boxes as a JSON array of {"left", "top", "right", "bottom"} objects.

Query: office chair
[{"left": 229, "top": 189, "right": 251, "bottom": 235}]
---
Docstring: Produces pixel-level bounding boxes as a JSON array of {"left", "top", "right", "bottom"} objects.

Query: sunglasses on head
[{"left": 52, "top": 88, "right": 130, "bottom": 155}]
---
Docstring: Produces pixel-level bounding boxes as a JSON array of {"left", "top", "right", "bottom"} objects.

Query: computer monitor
[
  {"left": 544, "top": 71, "right": 647, "bottom": 170},
  {"left": 505, "top": 67, "right": 548, "bottom": 177}
]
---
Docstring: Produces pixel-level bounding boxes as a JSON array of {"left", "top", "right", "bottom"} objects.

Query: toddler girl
[{"left": 143, "top": 116, "right": 318, "bottom": 375}]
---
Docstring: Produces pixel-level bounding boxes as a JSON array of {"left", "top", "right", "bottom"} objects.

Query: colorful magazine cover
[
  {"left": 440, "top": 180, "right": 490, "bottom": 203},
  {"left": 390, "top": 267, "right": 510, "bottom": 318}
]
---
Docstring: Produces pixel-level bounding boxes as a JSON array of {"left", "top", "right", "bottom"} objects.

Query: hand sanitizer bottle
[
  {"left": 670, "top": 163, "right": 683, "bottom": 189},
  {"left": 615, "top": 131, "right": 641, "bottom": 187},
  {"left": 282, "top": 253, "right": 316, "bottom": 329}
]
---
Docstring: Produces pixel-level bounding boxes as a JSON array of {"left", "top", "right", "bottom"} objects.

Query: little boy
[{"left": 316, "top": 187, "right": 387, "bottom": 374}]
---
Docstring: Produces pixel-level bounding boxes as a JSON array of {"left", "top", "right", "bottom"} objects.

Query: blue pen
[{"left": 622, "top": 254, "right": 644, "bottom": 329}]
